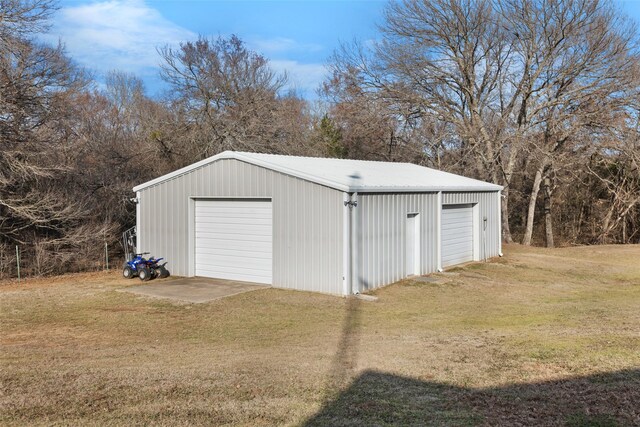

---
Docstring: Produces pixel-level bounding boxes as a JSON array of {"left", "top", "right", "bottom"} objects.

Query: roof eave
[{"left": 349, "top": 185, "right": 503, "bottom": 193}]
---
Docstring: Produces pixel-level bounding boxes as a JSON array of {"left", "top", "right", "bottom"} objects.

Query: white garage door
[
  {"left": 441, "top": 204, "right": 474, "bottom": 268},
  {"left": 195, "top": 199, "right": 272, "bottom": 284}
]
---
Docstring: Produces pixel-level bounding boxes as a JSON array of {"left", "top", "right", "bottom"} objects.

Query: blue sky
[
  {"left": 46, "top": 0, "right": 640, "bottom": 99},
  {"left": 46, "top": 0, "right": 386, "bottom": 98}
]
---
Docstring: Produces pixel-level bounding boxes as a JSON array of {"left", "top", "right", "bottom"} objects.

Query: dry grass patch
[{"left": 1, "top": 244, "right": 639, "bottom": 425}]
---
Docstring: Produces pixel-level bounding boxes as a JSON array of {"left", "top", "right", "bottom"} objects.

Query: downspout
[
  {"left": 343, "top": 191, "right": 359, "bottom": 295},
  {"left": 351, "top": 192, "right": 359, "bottom": 294},
  {"left": 342, "top": 192, "right": 351, "bottom": 296},
  {"left": 436, "top": 191, "right": 443, "bottom": 272},
  {"left": 498, "top": 191, "right": 503, "bottom": 257}
]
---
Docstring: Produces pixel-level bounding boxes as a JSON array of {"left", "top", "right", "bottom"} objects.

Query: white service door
[
  {"left": 195, "top": 200, "right": 272, "bottom": 284},
  {"left": 406, "top": 213, "right": 420, "bottom": 276},
  {"left": 441, "top": 204, "right": 474, "bottom": 268}
]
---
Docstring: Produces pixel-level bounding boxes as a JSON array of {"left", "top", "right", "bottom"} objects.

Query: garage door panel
[
  {"left": 442, "top": 222, "right": 472, "bottom": 229},
  {"left": 195, "top": 223, "right": 272, "bottom": 232},
  {"left": 196, "top": 243, "right": 271, "bottom": 254},
  {"left": 442, "top": 219, "right": 472, "bottom": 226},
  {"left": 194, "top": 213, "right": 272, "bottom": 221},
  {"left": 442, "top": 227, "right": 472, "bottom": 235},
  {"left": 195, "top": 223, "right": 272, "bottom": 234},
  {"left": 442, "top": 241, "right": 472, "bottom": 252},
  {"left": 195, "top": 200, "right": 272, "bottom": 284},
  {"left": 195, "top": 252, "right": 272, "bottom": 264},
  {"left": 195, "top": 260, "right": 272, "bottom": 274},
  {"left": 443, "top": 254, "right": 472, "bottom": 262},
  {"left": 195, "top": 216, "right": 271, "bottom": 223},
  {"left": 442, "top": 205, "right": 474, "bottom": 268},
  {"left": 196, "top": 200, "right": 271, "bottom": 208},
  {"left": 194, "top": 231, "right": 272, "bottom": 242},
  {"left": 442, "top": 228, "right": 473, "bottom": 240},
  {"left": 442, "top": 254, "right": 472, "bottom": 265},
  {"left": 195, "top": 267, "right": 271, "bottom": 283},
  {"left": 443, "top": 242, "right": 473, "bottom": 252},
  {"left": 442, "top": 238, "right": 472, "bottom": 248},
  {"left": 195, "top": 211, "right": 271, "bottom": 220},
  {"left": 195, "top": 263, "right": 271, "bottom": 275},
  {"left": 195, "top": 213, "right": 272, "bottom": 220},
  {"left": 194, "top": 269, "right": 270, "bottom": 284},
  {"left": 196, "top": 212, "right": 271, "bottom": 224},
  {"left": 442, "top": 227, "right": 473, "bottom": 238},
  {"left": 442, "top": 251, "right": 472, "bottom": 261},
  {"left": 196, "top": 249, "right": 272, "bottom": 260},
  {"left": 442, "top": 220, "right": 472, "bottom": 229},
  {"left": 196, "top": 204, "right": 271, "bottom": 211},
  {"left": 442, "top": 211, "right": 472, "bottom": 220},
  {"left": 442, "top": 235, "right": 472, "bottom": 244},
  {"left": 442, "top": 221, "right": 472, "bottom": 228},
  {"left": 442, "top": 244, "right": 471, "bottom": 254}
]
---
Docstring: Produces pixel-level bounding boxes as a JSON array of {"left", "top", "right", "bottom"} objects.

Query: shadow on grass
[
  {"left": 324, "top": 295, "right": 362, "bottom": 394},
  {"left": 305, "top": 368, "right": 640, "bottom": 426}
]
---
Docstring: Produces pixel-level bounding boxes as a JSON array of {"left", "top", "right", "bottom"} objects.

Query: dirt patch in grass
[{"left": 1, "top": 244, "right": 639, "bottom": 425}]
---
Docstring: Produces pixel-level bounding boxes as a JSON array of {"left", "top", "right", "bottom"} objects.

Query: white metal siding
[
  {"left": 353, "top": 191, "right": 501, "bottom": 292},
  {"left": 441, "top": 205, "right": 474, "bottom": 267},
  {"left": 137, "top": 157, "right": 502, "bottom": 296},
  {"left": 355, "top": 193, "right": 439, "bottom": 292},
  {"left": 442, "top": 192, "right": 501, "bottom": 260},
  {"left": 138, "top": 159, "right": 344, "bottom": 295},
  {"left": 195, "top": 200, "right": 272, "bottom": 284}
]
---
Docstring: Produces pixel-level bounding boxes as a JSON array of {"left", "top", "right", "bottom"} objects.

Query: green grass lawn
[{"left": 1, "top": 244, "right": 639, "bottom": 426}]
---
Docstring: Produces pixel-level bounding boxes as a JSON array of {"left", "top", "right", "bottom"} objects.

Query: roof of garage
[{"left": 133, "top": 151, "right": 503, "bottom": 193}]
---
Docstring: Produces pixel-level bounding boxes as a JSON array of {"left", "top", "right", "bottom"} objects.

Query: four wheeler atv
[
  {"left": 121, "top": 226, "right": 170, "bottom": 281},
  {"left": 122, "top": 253, "right": 170, "bottom": 281}
]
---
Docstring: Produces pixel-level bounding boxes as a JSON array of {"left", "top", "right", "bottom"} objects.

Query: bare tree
[
  {"left": 512, "top": 0, "right": 640, "bottom": 246},
  {"left": 328, "top": 0, "right": 526, "bottom": 240},
  {"left": 158, "top": 35, "right": 302, "bottom": 159},
  {"left": 0, "top": 0, "right": 55, "bottom": 46},
  {"left": 1, "top": 7, "right": 86, "bottom": 239},
  {"left": 587, "top": 107, "right": 640, "bottom": 243},
  {"left": 0, "top": 0, "right": 122, "bottom": 275},
  {"left": 319, "top": 62, "right": 421, "bottom": 161},
  {"left": 326, "top": 0, "right": 640, "bottom": 246}
]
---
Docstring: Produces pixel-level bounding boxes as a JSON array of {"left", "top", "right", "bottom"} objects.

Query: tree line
[{"left": 1, "top": 0, "right": 639, "bottom": 278}]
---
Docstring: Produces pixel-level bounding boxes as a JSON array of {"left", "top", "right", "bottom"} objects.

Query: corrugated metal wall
[
  {"left": 354, "top": 193, "right": 439, "bottom": 292},
  {"left": 442, "top": 192, "right": 501, "bottom": 261},
  {"left": 138, "top": 158, "right": 501, "bottom": 295},
  {"left": 138, "top": 159, "right": 344, "bottom": 295},
  {"left": 354, "top": 191, "right": 501, "bottom": 291}
]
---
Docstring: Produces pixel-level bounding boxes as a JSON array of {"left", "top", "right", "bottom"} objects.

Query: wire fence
[{"left": 0, "top": 241, "right": 124, "bottom": 282}]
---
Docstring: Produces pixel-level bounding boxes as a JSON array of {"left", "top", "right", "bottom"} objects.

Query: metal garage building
[{"left": 133, "top": 151, "right": 502, "bottom": 295}]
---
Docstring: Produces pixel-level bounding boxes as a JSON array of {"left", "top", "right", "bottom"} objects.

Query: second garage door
[
  {"left": 195, "top": 199, "right": 272, "bottom": 284},
  {"left": 441, "top": 204, "right": 474, "bottom": 268}
]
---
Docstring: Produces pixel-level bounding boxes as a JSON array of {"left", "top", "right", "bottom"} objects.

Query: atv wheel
[
  {"left": 123, "top": 266, "right": 134, "bottom": 279},
  {"left": 138, "top": 267, "right": 151, "bottom": 281},
  {"left": 158, "top": 266, "right": 170, "bottom": 279}
]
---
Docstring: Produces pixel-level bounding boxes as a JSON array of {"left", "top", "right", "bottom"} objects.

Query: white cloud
[
  {"left": 46, "top": 0, "right": 195, "bottom": 77},
  {"left": 248, "top": 37, "right": 327, "bottom": 96},
  {"left": 270, "top": 60, "right": 328, "bottom": 96},
  {"left": 43, "top": 0, "right": 326, "bottom": 97},
  {"left": 249, "top": 36, "right": 323, "bottom": 54}
]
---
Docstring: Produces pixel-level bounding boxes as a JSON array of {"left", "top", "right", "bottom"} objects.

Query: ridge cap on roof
[{"left": 234, "top": 150, "right": 421, "bottom": 166}]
